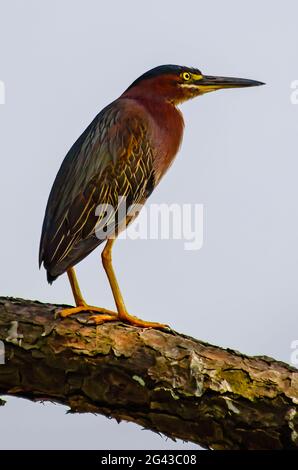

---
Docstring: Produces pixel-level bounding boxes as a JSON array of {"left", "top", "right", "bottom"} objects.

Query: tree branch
[{"left": 0, "top": 296, "right": 297, "bottom": 449}]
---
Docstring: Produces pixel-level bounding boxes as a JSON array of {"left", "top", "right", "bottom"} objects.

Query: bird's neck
[
  {"left": 143, "top": 97, "right": 185, "bottom": 182},
  {"left": 123, "top": 87, "right": 184, "bottom": 133},
  {"left": 122, "top": 91, "right": 184, "bottom": 181}
]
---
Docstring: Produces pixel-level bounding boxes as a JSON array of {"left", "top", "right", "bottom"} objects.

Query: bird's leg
[
  {"left": 67, "top": 266, "right": 87, "bottom": 307},
  {"left": 58, "top": 266, "right": 118, "bottom": 323},
  {"left": 100, "top": 239, "right": 168, "bottom": 329}
]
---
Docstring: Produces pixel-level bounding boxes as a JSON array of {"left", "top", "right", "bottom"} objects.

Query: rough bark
[{"left": 0, "top": 296, "right": 297, "bottom": 449}]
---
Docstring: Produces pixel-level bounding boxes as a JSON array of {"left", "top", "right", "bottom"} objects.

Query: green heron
[{"left": 39, "top": 64, "right": 264, "bottom": 328}]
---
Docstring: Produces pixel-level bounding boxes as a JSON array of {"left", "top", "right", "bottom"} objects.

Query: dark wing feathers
[{"left": 39, "top": 101, "right": 155, "bottom": 282}]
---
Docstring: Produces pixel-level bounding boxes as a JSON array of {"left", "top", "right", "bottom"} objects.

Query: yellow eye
[{"left": 182, "top": 72, "right": 191, "bottom": 81}]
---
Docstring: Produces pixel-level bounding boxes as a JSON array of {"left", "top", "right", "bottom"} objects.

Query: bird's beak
[{"left": 195, "top": 75, "right": 265, "bottom": 93}]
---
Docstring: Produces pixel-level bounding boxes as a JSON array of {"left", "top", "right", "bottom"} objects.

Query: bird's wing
[{"left": 39, "top": 100, "right": 155, "bottom": 280}]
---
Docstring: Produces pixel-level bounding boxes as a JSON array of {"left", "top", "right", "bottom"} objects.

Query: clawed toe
[
  {"left": 57, "top": 305, "right": 117, "bottom": 320},
  {"left": 86, "top": 314, "right": 119, "bottom": 325},
  {"left": 118, "top": 312, "right": 169, "bottom": 330},
  {"left": 57, "top": 304, "right": 169, "bottom": 330}
]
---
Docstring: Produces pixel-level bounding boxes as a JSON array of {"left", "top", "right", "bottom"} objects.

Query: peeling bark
[{"left": 0, "top": 296, "right": 297, "bottom": 449}]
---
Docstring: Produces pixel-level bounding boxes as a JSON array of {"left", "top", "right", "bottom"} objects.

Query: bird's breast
[
  {"left": 127, "top": 97, "right": 185, "bottom": 184},
  {"left": 149, "top": 104, "right": 184, "bottom": 183}
]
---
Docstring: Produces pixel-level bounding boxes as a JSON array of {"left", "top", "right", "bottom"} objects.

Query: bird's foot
[
  {"left": 57, "top": 305, "right": 117, "bottom": 320},
  {"left": 118, "top": 311, "right": 169, "bottom": 330},
  {"left": 57, "top": 305, "right": 169, "bottom": 330},
  {"left": 86, "top": 313, "right": 119, "bottom": 324}
]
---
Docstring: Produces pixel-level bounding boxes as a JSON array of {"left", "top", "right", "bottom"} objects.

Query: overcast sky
[{"left": 0, "top": 0, "right": 297, "bottom": 449}]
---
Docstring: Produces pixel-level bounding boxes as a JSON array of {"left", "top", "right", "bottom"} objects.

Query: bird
[{"left": 39, "top": 64, "right": 264, "bottom": 328}]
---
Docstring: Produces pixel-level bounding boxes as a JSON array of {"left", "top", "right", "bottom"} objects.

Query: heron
[{"left": 39, "top": 65, "right": 264, "bottom": 328}]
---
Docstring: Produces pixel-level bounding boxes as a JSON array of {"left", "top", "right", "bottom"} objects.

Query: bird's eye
[{"left": 182, "top": 72, "right": 191, "bottom": 81}]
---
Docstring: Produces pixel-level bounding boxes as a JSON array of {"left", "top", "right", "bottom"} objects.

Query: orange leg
[
  {"left": 101, "top": 239, "right": 168, "bottom": 329},
  {"left": 59, "top": 266, "right": 118, "bottom": 323}
]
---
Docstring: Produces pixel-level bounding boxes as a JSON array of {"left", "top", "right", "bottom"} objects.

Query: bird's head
[{"left": 124, "top": 65, "right": 264, "bottom": 105}]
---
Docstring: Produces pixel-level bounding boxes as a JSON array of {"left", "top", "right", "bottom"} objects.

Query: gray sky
[{"left": 0, "top": 0, "right": 297, "bottom": 449}]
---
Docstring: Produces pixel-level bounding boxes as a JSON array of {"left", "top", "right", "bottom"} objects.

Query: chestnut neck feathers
[{"left": 122, "top": 78, "right": 184, "bottom": 181}]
